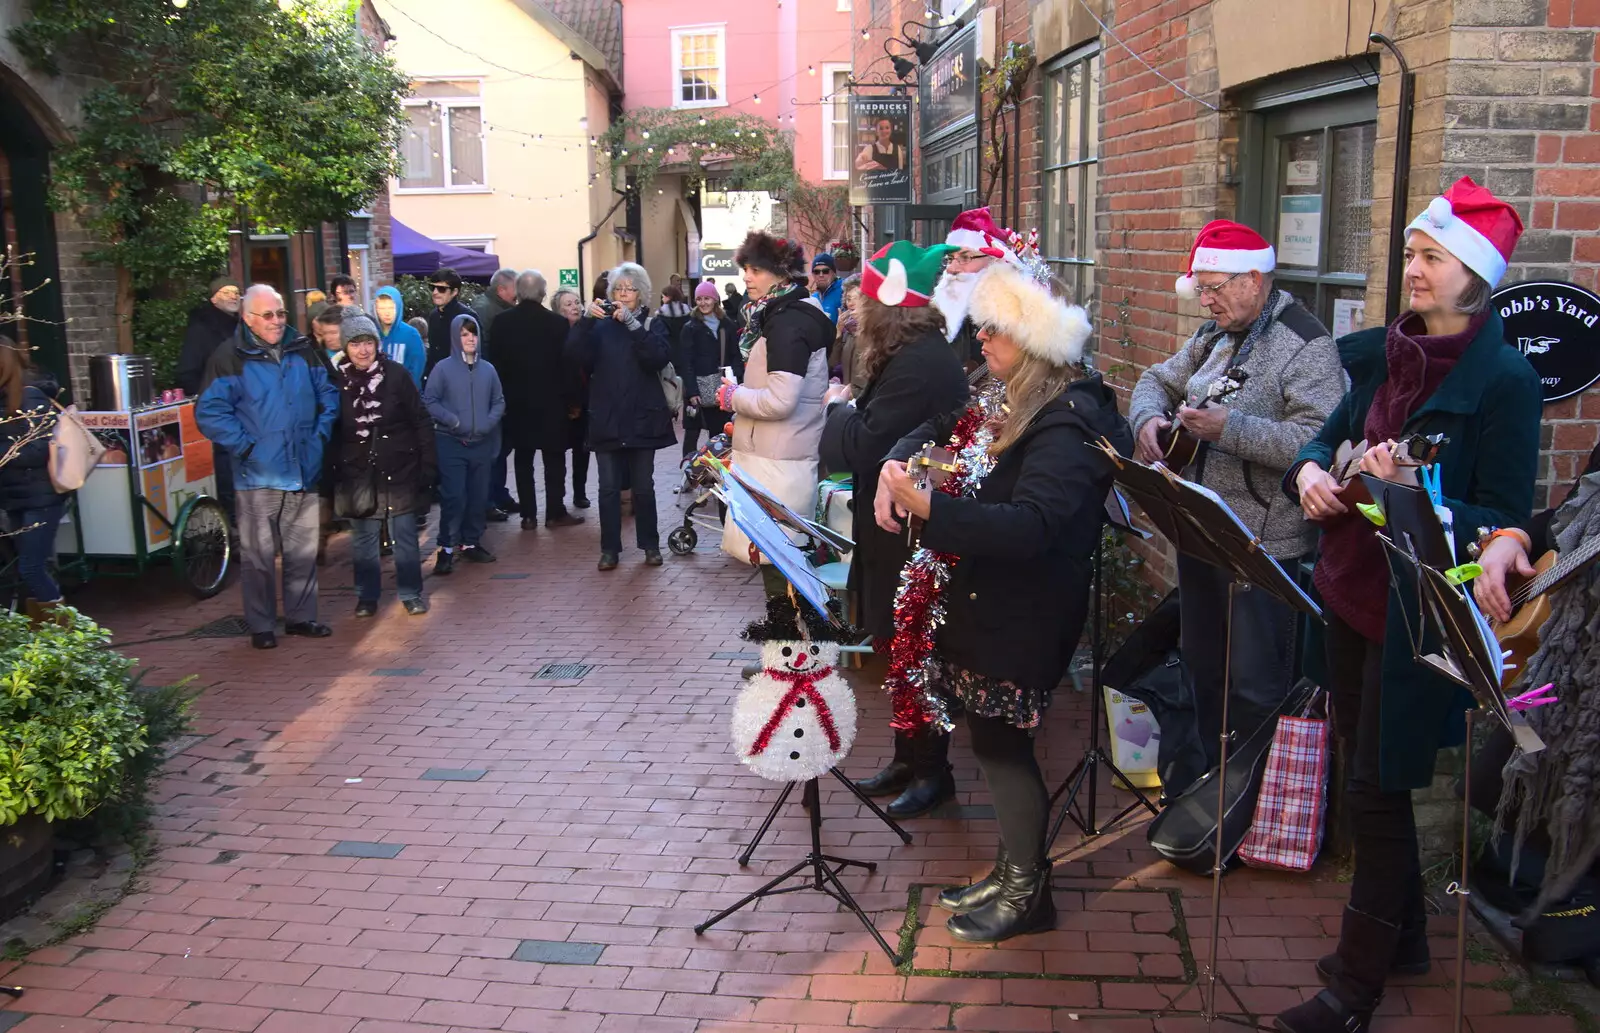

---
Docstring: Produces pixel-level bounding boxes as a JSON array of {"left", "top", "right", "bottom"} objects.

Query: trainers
[
  {"left": 403, "top": 598, "right": 430, "bottom": 616},
  {"left": 644, "top": 549, "right": 664, "bottom": 567},
  {"left": 547, "top": 512, "right": 585, "bottom": 527},
  {"left": 462, "top": 544, "right": 497, "bottom": 563},
  {"left": 354, "top": 600, "right": 378, "bottom": 618},
  {"left": 598, "top": 552, "right": 619, "bottom": 571},
  {"left": 434, "top": 549, "right": 455, "bottom": 575}
]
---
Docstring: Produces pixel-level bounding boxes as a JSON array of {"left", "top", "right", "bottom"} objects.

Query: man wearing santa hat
[
  {"left": 934, "top": 207, "right": 1025, "bottom": 368},
  {"left": 1128, "top": 220, "right": 1346, "bottom": 794}
]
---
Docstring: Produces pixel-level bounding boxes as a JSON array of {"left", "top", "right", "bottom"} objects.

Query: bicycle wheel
[{"left": 172, "top": 495, "right": 231, "bottom": 598}]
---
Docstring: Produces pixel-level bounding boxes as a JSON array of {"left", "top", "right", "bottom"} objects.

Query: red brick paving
[{"left": 0, "top": 449, "right": 1580, "bottom": 1032}]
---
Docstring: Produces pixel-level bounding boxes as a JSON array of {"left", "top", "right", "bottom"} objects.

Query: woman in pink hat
[{"left": 1278, "top": 178, "right": 1542, "bottom": 1033}]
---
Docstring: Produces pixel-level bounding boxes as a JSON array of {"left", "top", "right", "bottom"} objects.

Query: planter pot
[
  {"left": 0, "top": 813, "right": 55, "bottom": 922},
  {"left": 834, "top": 255, "right": 860, "bottom": 274}
]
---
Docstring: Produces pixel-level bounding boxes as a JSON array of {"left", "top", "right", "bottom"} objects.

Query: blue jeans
[
  {"left": 351, "top": 510, "right": 422, "bottom": 603},
  {"left": 596, "top": 448, "right": 659, "bottom": 554},
  {"left": 7, "top": 501, "right": 64, "bottom": 602},
  {"left": 436, "top": 433, "right": 497, "bottom": 549}
]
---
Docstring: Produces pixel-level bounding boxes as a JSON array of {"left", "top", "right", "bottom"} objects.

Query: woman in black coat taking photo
[
  {"left": 331, "top": 314, "right": 437, "bottom": 617},
  {"left": 875, "top": 261, "right": 1130, "bottom": 944},
  {"left": 819, "top": 241, "right": 970, "bottom": 821}
]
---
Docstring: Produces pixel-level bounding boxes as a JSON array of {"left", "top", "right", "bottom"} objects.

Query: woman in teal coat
[{"left": 1276, "top": 177, "right": 1542, "bottom": 1033}]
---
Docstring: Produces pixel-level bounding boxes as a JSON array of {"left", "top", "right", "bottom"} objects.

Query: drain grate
[
  {"left": 192, "top": 615, "right": 251, "bottom": 638},
  {"left": 535, "top": 662, "right": 594, "bottom": 680}
]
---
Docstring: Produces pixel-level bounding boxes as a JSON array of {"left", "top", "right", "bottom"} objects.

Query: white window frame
[
  {"left": 434, "top": 235, "right": 498, "bottom": 252},
  {"left": 821, "top": 64, "right": 852, "bottom": 181},
  {"left": 836, "top": 0, "right": 852, "bottom": 10},
  {"left": 398, "top": 78, "right": 491, "bottom": 194},
  {"left": 670, "top": 24, "right": 728, "bottom": 110}
]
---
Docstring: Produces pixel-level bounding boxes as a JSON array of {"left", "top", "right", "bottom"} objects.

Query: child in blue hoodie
[
  {"left": 422, "top": 314, "right": 504, "bottom": 572},
  {"left": 374, "top": 285, "right": 426, "bottom": 386}
]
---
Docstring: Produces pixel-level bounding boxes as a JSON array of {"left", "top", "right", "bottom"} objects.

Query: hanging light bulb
[
  {"left": 808, "top": 65, "right": 816, "bottom": 76},
  {"left": 277, "top": 0, "right": 293, "bottom": 10},
  {"left": 753, "top": 94, "right": 761, "bottom": 104},
  {"left": 861, "top": 29, "right": 869, "bottom": 39},
  {"left": 698, "top": 117, "right": 707, "bottom": 127},
  {"left": 590, "top": 136, "right": 597, "bottom": 146},
  {"left": 171, "top": 0, "right": 187, "bottom": 7}
]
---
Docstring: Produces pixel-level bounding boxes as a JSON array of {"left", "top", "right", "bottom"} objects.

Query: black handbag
[
  {"left": 335, "top": 459, "right": 379, "bottom": 519},
  {"left": 1146, "top": 678, "right": 1319, "bottom": 874}
]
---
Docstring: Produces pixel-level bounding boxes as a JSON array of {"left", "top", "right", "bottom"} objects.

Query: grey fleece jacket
[{"left": 1128, "top": 291, "right": 1346, "bottom": 559}]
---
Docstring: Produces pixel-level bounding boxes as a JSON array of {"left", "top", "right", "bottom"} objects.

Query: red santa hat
[
  {"left": 945, "top": 207, "right": 1024, "bottom": 268},
  {"left": 1175, "top": 220, "right": 1276, "bottom": 299},
  {"left": 1405, "top": 175, "right": 1523, "bottom": 288}
]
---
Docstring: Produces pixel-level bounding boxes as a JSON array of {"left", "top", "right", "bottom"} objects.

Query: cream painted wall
[
  {"left": 376, "top": 0, "right": 605, "bottom": 285},
  {"left": 1213, "top": 0, "right": 1391, "bottom": 90}
]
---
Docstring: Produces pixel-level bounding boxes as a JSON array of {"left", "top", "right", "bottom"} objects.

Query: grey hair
[
  {"left": 490, "top": 267, "right": 518, "bottom": 290},
  {"left": 607, "top": 262, "right": 653, "bottom": 306},
  {"left": 551, "top": 288, "right": 581, "bottom": 312},
  {"left": 242, "top": 284, "right": 282, "bottom": 313},
  {"left": 516, "top": 269, "right": 547, "bottom": 303}
]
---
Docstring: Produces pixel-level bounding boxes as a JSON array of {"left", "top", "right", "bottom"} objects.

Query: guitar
[
  {"left": 1154, "top": 368, "right": 1250, "bottom": 470},
  {"left": 905, "top": 442, "right": 958, "bottom": 545},
  {"left": 1326, "top": 432, "right": 1449, "bottom": 510},
  {"left": 1493, "top": 533, "right": 1600, "bottom": 686}
]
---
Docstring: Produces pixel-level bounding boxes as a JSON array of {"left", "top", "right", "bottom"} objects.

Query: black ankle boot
[
  {"left": 1277, "top": 906, "right": 1399, "bottom": 1033},
  {"left": 1315, "top": 914, "right": 1430, "bottom": 983},
  {"left": 855, "top": 729, "right": 914, "bottom": 798},
  {"left": 938, "top": 843, "right": 1008, "bottom": 914},
  {"left": 945, "top": 858, "right": 1055, "bottom": 943},
  {"left": 886, "top": 730, "right": 955, "bottom": 819}
]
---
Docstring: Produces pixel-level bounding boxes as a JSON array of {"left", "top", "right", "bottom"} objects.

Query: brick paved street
[{"left": 0, "top": 450, "right": 1583, "bottom": 1032}]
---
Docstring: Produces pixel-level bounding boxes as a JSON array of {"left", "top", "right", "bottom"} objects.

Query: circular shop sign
[{"left": 1492, "top": 280, "right": 1600, "bottom": 403}]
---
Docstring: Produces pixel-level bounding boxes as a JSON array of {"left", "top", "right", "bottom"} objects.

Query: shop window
[
  {"left": 671, "top": 26, "right": 726, "bottom": 109},
  {"left": 1041, "top": 46, "right": 1100, "bottom": 309},
  {"left": 823, "top": 65, "right": 852, "bottom": 180},
  {"left": 1239, "top": 72, "right": 1377, "bottom": 335},
  {"left": 400, "top": 80, "right": 487, "bottom": 191}
]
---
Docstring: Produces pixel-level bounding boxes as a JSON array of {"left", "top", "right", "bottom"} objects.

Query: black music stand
[
  {"left": 1092, "top": 447, "right": 1322, "bottom": 1028},
  {"left": 737, "top": 766, "right": 912, "bottom": 866},
  {"left": 1047, "top": 489, "right": 1160, "bottom": 846},
  {"left": 1365, "top": 474, "right": 1542, "bottom": 1033}
]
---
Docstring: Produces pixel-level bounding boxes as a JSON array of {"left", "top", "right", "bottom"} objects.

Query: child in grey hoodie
[{"left": 422, "top": 313, "right": 505, "bottom": 572}]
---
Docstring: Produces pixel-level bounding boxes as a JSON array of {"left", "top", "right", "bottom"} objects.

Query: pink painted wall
[{"left": 792, "top": 1, "right": 856, "bottom": 184}]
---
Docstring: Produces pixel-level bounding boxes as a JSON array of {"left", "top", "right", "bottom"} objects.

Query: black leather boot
[
  {"left": 854, "top": 729, "right": 914, "bottom": 798},
  {"left": 945, "top": 858, "right": 1055, "bottom": 943},
  {"left": 886, "top": 730, "right": 955, "bottom": 819},
  {"left": 938, "top": 842, "right": 1008, "bottom": 914},
  {"left": 1276, "top": 906, "right": 1400, "bottom": 1033},
  {"left": 1316, "top": 887, "right": 1430, "bottom": 983}
]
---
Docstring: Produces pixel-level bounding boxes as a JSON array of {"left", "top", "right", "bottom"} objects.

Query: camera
[{"left": 599, "top": 300, "right": 617, "bottom": 315}]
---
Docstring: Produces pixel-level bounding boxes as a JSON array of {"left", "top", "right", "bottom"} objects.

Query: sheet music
[
  {"left": 1464, "top": 589, "right": 1506, "bottom": 684},
  {"left": 717, "top": 473, "right": 838, "bottom": 623}
]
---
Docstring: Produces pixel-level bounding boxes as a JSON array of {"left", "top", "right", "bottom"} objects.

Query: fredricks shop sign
[{"left": 920, "top": 25, "right": 977, "bottom": 140}]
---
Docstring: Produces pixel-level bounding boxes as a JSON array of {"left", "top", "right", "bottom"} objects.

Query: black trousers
[
  {"left": 512, "top": 444, "right": 570, "bottom": 524},
  {"left": 1327, "top": 612, "right": 1423, "bottom": 935},
  {"left": 966, "top": 711, "right": 1049, "bottom": 866},
  {"left": 569, "top": 413, "right": 591, "bottom": 502}
]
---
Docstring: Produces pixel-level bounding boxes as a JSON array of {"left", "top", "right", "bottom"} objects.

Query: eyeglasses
[
  {"left": 249, "top": 309, "right": 288, "bottom": 321},
  {"left": 613, "top": 285, "right": 639, "bottom": 294},
  {"left": 1193, "top": 271, "right": 1246, "bottom": 298}
]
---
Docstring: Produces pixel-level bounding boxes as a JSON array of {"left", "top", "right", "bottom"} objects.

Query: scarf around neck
[
  {"left": 737, "top": 281, "right": 804, "bottom": 360},
  {"left": 336, "top": 356, "right": 385, "bottom": 442}
]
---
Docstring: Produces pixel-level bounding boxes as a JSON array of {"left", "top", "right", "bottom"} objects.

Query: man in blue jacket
[
  {"left": 809, "top": 252, "right": 843, "bottom": 323},
  {"left": 197, "top": 285, "right": 340, "bottom": 650}
]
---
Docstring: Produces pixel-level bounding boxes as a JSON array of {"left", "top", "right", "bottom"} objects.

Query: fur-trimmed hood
[{"left": 968, "top": 263, "right": 1092, "bottom": 367}]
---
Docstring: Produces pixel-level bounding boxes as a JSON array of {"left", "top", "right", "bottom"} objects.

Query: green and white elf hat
[{"left": 859, "top": 240, "right": 958, "bottom": 308}]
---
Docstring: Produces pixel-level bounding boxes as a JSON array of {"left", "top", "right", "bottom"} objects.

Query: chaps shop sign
[{"left": 1493, "top": 281, "right": 1600, "bottom": 403}]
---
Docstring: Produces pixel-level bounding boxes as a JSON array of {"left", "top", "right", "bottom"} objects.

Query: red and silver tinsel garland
[{"left": 882, "top": 396, "right": 1002, "bottom": 732}]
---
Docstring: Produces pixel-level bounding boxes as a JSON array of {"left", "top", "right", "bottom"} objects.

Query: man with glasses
[
  {"left": 1128, "top": 220, "right": 1345, "bottom": 794},
  {"left": 424, "top": 267, "right": 470, "bottom": 380},
  {"left": 936, "top": 207, "right": 1025, "bottom": 369},
  {"left": 178, "top": 275, "right": 244, "bottom": 517},
  {"left": 810, "top": 252, "right": 843, "bottom": 323},
  {"left": 197, "top": 285, "right": 340, "bottom": 650}
]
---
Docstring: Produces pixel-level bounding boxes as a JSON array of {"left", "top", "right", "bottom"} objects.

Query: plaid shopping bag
[{"left": 1238, "top": 698, "right": 1329, "bottom": 872}]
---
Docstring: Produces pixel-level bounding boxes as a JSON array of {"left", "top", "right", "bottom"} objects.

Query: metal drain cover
[
  {"left": 192, "top": 616, "right": 251, "bottom": 638},
  {"left": 535, "top": 662, "right": 594, "bottom": 679}
]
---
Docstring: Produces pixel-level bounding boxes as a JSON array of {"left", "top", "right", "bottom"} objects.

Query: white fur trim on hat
[
  {"left": 968, "top": 264, "right": 1091, "bottom": 366},
  {"left": 1407, "top": 194, "right": 1508, "bottom": 287}
]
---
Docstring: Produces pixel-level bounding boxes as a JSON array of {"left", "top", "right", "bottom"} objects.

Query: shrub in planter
[{"left": 0, "top": 608, "right": 147, "bottom": 826}]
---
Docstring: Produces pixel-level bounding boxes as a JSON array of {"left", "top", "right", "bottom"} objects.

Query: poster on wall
[
  {"left": 1277, "top": 195, "right": 1322, "bottom": 268},
  {"left": 849, "top": 96, "right": 913, "bottom": 206},
  {"left": 1492, "top": 280, "right": 1600, "bottom": 403}
]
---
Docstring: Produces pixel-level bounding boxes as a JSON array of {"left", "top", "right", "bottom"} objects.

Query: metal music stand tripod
[
  {"left": 1048, "top": 490, "right": 1161, "bottom": 847},
  {"left": 1092, "top": 447, "right": 1323, "bottom": 1028},
  {"left": 736, "top": 766, "right": 912, "bottom": 866}
]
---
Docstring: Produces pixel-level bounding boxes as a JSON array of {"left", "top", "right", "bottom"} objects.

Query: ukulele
[
  {"left": 1493, "top": 533, "right": 1600, "bottom": 685},
  {"left": 1154, "top": 368, "right": 1250, "bottom": 470},
  {"left": 1327, "top": 432, "right": 1449, "bottom": 510},
  {"left": 905, "top": 442, "right": 958, "bottom": 545}
]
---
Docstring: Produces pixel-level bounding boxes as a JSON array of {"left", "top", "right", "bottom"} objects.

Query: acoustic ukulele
[
  {"left": 905, "top": 442, "right": 958, "bottom": 545},
  {"left": 1155, "top": 368, "right": 1250, "bottom": 470},
  {"left": 1493, "top": 533, "right": 1600, "bottom": 686},
  {"left": 1327, "top": 432, "right": 1449, "bottom": 510}
]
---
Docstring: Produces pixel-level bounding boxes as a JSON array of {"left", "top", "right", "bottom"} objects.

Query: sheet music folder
[{"left": 1097, "top": 445, "right": 1320, "bottom": 619}]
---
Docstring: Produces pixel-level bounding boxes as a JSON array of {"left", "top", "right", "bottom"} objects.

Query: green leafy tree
[
  {"left": 11, "top": 0, "right": 408, "bottom": 363},
  {"left": 598, "top": 107, "right": 796, "bottom": 197}
]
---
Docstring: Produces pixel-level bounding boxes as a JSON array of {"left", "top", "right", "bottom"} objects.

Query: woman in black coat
[
  {"left": 331, "top": 316, "right": 437, "bottom": 616},
  {"left": 676, "top": 282, "right": 744, "bottom": 461},
  {"left": 819, "top": 277, "right": 970, "bottom": 821},
  {"left": 876, "top": 263, "right": 1128, "bottom": 945},
  {"left": 0, "top": 341, "right": 66, "bottom": 609}
]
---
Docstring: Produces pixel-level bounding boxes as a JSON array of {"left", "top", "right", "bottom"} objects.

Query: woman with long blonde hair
[
  {"left": 874, "top": 262, "right": 1132, "bottom": 944},
  {"left": 0, "top": 339, "right": 67, "bottom": 612}
]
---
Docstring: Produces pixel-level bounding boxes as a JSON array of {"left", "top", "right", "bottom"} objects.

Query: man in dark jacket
[
  {"left": 475, "top": 268, "right": 520, "bottom": 516},
  {"left": 424, "top": 267, "right": 471, "bottom": 380},
  {"left": 177, "top": 276, "right": 243, "bottom": 517},
  {"left": 196, "top": 285, "right": 339, "bottom": 650},
  {"left": 489, "top": 271, "right": 584, "bottom": 530}
]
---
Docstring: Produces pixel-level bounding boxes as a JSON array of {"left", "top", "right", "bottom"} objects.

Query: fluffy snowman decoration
[{"left": 731, "top": 597, "right": 860, "bottom": 782}]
